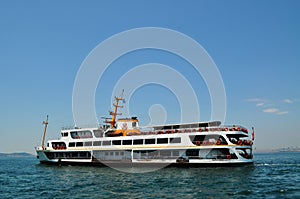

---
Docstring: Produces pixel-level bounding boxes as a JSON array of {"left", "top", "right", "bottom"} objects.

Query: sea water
[{"left": 0, "top": 152, "right": 299, "bottom": 198}]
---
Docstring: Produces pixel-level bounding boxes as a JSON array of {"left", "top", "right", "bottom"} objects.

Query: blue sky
[{"left": 0, "top": 1, "right": 299, "bottom": 154}]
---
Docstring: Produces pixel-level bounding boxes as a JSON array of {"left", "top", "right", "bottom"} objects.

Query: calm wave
[{"left": 0, "top": 152, "right": 299, "bottom": 198}]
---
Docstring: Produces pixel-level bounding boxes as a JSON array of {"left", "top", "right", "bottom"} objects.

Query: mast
[
  {"left": 106, "top": 90, "right": 124, "bottom": 128},
  {"left": 41, "top": 115, "right": 49, "bottom": 150}
]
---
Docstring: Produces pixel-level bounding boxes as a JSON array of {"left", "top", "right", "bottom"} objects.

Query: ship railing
[{"left": 139, "top": 125, "right": 248, "bottom": 136}]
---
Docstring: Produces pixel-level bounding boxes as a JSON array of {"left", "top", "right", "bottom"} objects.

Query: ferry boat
[{"left": 36, "top": 92, "right": 254, "bottom": 167}]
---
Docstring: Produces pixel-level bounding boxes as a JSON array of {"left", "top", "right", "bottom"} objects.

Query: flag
[{"left": 251, "top": 127, "right": 255, "bottom": 140}]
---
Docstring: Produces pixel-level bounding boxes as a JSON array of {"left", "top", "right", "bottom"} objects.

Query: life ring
[
  {"left": 195, "top": 141, "right": 200, "bottom": 146},
  {"left": 216, "top": 140, "right": 221, "bottom": 145},
  {"left": 226, "top": 155, "right": 231, "bottom": 159},
  {"left": 238, "top": 140, "right": 242, "bottom": 145},
  {"left": 202, "top": 141, "right": 207, "bottom": 145}
]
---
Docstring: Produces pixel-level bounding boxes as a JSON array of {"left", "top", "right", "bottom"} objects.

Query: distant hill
[{"left": 0, "top": 152, "right": 35, "bottom": 158}]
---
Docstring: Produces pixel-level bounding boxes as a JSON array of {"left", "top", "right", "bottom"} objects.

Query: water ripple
[{"left": 0, "top": 152, "right": 299, "bottom": 198}]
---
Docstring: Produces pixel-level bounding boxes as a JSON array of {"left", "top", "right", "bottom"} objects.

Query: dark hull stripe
[{"left": 40, "top": 160, "right": 253, "bottom": 168}]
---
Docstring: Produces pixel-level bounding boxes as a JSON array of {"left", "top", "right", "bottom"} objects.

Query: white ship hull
[
  {"left": 36, "top": 94, "right": 254, "bottom": 167},
  {"left": 36, "top": 126, "right": 254, "bottom": 167}
]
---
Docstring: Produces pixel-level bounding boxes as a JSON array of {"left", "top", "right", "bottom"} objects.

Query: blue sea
[{"left": 0, "top": 152, "right": 299, "bottom": 198}]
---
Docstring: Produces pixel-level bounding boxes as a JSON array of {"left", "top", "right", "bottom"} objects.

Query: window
[
  {"left": 79, "top": 152, "right": 90, "bottom": 158},
  {"left": 76, "top": 142, "right": 83, "bottom": 147},
  {"left": 69, "top": 142, "right": 75, "bottom": 147},
  {"left": 157, "top": 138, "right": 168, "bottom": 144},
  {"left": 84, "top": 141, "right": 92, "bottom": 146},
  {"left": 71, "top": 152, "right": 78, "bottom": 158},
  {"left": 71, "top": 131, "right": 93, "bottom": 139},
  {"left": 93, "top": 141, "right": 101, "bottom": 146},
  {"left": 123, "top": 140, "right": 132, "bottom": 145},
  {"left": 145, "top": 139, "right": 155, "bottom": 144},
  {"left": 112, "top": 140, "right": 121, "bottom": 145},
  {"left": 61, "top": 132, "right": 68, "bottom": 137},
  {"left": 102, "top": 140, "right": 111, "bottom": 146},
  {"left": 186, "top": 149, "right": 199, "bottom": 157},
  {"left": 132, "top": 122, "right": 137, "bottom": 128},
  {"left": 169, "top": 137, "right": 181, "bottom": 144},
  {"left": 115, "top": 152, "right": 119, "bottom": 156},
  {"left": 160, "top": 150, "right": 171, "bottom": 157},
  {"left": 52, "top": 142, "right": 66, "bottom": 149},
  {"left": 172, "top": 150, "right": 180, "bottom": 157},
  {"left": 133, "top": 139, "right": 143, "bottom": 145},
  {"left": 93, "top": 129, "right": 104, "bottom": 138}
]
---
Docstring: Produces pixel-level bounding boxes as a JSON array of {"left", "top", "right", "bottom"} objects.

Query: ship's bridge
[{"left": 116, "top": 117, "right": 139, "bottom": 130}]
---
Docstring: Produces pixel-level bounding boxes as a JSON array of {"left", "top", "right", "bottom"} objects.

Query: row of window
[
  {"left": 68, "top": 137, "right": 181, "bottom": 147},
  {"left": 61, "top": 130, "right": 105, "bottom": 139},
  {"left": 45, "top": 151, "right": 91, "bottom": 159}
]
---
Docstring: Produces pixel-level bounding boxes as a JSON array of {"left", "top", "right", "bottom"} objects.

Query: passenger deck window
[
  {"left": 102, "top": 140, "right": 111, "bottom": 146},
  {"left": 145, "top": 139, "right": 155, "bottom": 144},
  {"left": 93, "top": 130, "right": 104, "bottom": 138},
  {"left": 84, "top": 141, "right": 92, "bottom": 146},
  {"left": 93, "top": 141, "right": 101, "bottom": 146},
  {"left": 169, "top": 137, "right": 181, "bottom": 143},
  {"left": 123, "top": 140, "right": 132, "bottom": 145},
  {"left": 172, "top": 150, "right": 180, "bottom": 156},
  {"left": 69, "top": 142, "right": 75, "bottom": 147},
  {"left": 76, "top": 142, "right": 83, "bottom": 147},
  {"left": 160, "top": 150, "right": 171, "bottom": 156},
  {"left": 112, "top": 140, "right": 121, "bottom": 145},
  {"left": 157, "top": 138, "right": 168, "bottom": 144},
  {"left": 71, "top": 130, "right": 93, "bottom": 139},
  {"left": 133, "top": 139, "right": 143, "bottom": 145}
]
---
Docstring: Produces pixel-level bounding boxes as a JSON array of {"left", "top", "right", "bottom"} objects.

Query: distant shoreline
[
  {"left": 254, "top": 150, "right": 300, "bottom": 154},
  {"left": 0, "top": 152, "right": 35, "bottom": 158}
]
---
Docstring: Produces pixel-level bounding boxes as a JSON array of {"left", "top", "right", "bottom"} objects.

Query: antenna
[
  {"left": 105, "top": 90, "right": 125, "bottom": 128},
  {"left": 41, "top": 115, "right": 49, "bottom": 150}
]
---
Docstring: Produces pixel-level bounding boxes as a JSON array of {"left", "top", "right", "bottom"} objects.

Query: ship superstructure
[{"left": 36, "top": 92, "right": 254, "bottom": 166}]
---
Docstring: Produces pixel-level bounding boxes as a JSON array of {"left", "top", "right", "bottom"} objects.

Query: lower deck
[{"left": 37, "top": 147, "right": 253, "bottom": 167}]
